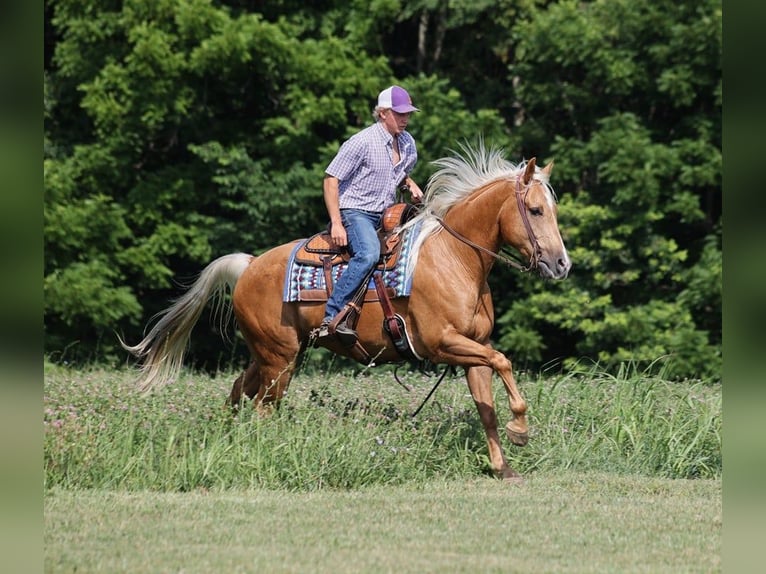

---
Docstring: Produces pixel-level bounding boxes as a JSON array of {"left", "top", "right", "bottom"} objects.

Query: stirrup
[{"left": 333, "top": 321, "right": 358, "bottom": 347}]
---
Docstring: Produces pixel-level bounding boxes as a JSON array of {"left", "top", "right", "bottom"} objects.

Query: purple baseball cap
[{"left": 377, "top": 85, "right": 420, "bottom": 113}]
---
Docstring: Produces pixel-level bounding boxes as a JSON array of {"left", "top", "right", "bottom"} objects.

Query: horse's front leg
[
  {"left": 438, "top": 335, "right": 529, "bottom": 446},
  {"left": 435, "top": 332, "right": 528, "bottom": 477},
  {"left": 490, "top": 351, "right": 529, "bottom": 448},
  {"left": 465, "top": 365, "right": 522, "bottom": 481}
]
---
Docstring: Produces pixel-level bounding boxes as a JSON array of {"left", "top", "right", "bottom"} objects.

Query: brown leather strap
[
  {"left": 514, "top": 176, "right": 543, "bottom": 269},
  {"left": 373, "top": 273, "right": 402, "bottom": 340},
  {"left": 328, "top": 301, "right": 372, "bottom": 362},
  {"left": 321, "top": 256, "right": 334, "bottom": 297},
  {"left": 330, "top": 301, "right": 361, "bottom": 333},
  {"left": 432, "top": 174, "right": 543, "bottom": 273},
  {"left": 349, "top": 340, "right": 372, "bottom": 363},
  {"left": 373, "top": 274, "right": 422, "bottom": 361}
]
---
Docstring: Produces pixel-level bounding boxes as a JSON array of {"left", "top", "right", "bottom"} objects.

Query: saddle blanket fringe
[{"left": 282, "top": 223, "right": 421, "bottom": 303}]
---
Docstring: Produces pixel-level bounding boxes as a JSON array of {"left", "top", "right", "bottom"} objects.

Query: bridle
[{"left": 434, "top": 175, "right": 544, "bottom": 272}]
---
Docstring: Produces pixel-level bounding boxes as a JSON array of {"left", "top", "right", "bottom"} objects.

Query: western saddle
[{"left": 298, "top": 203, "right": 421, "bottom": 362}]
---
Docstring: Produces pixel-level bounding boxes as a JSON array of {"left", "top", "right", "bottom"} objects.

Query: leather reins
[{"left": 434, "top": 175, "right": 543, "bottom": 272}]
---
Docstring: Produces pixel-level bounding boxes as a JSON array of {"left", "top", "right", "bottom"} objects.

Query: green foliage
[
  {"left": 44, "top": 261, "right": 142, "bottom": 328},
  {"left": 44, "top": 0, "right": 721, "bottom": 379},
  {"left": 189, "top": 141, "right": 326, "bottom": 250},
  {"left": 492, "top": 0, "right": 721, "bottom": 379},
  {"left": 497, "top": 111, "right": 721, "bottom": 378}
]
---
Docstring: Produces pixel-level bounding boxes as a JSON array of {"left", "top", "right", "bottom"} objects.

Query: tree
[
  {"left": 44, "top": 0, "right": 512, "bottom": 364},
  {"left": 494, "top": 0, "right": 722, "bottom": 378},
  {"left": 44, "top": 0, "right": 721, "bottom": 379}
]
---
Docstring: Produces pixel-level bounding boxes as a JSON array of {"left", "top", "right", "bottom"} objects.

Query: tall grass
[
  {"left": 43, "top": 360, "right": 721, "bottom": 491},
  {"left": 518, "top": 362, "right": 721, "bottom": 478}
]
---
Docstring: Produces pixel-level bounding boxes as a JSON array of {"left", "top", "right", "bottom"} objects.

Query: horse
[{"left": 122, "top": 143, "right": 571, "bottom": 481}]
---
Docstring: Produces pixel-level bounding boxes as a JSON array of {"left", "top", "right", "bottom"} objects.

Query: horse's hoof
[
  {"left": 498, "top": 468, "right": 524, "bottom": 484},
  {"left": 506, "top": 423, "right": 529, "bottom": 446}
]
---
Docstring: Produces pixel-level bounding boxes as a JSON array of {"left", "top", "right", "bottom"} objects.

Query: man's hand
[
  {"left": 329, "top": 221, "right": 348, "bottom": 248},
  {"left": 408, "top": 179, "right": 424, "bottom": 203}
]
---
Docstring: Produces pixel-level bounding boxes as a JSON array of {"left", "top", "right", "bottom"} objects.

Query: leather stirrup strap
[
  {"left": 331, "top": 266, "right": 376, "bottom": 332},
  {"left": 329, "top": 301, "right": 361, "bottom": 333},
  {"left": 321, "top": 256, "right": 334, "bottom": 297},
  {"left": 373, "top": 273, "right": 402, "bottom": 340},
  {"left": 349, "top": 340, "right": 372, "bottom": 363},
  {"left": 328, "top": 301, "right": 372, "bottom": 363},
  {"left": 373, "top": 273, "right": 422, "bottom": 361}
]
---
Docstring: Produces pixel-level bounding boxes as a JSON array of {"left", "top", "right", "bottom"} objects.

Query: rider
[{"left": 317, "top": 85, "right": 424, "bottom": 342}]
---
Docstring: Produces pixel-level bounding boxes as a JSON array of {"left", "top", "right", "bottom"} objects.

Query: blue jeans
[{"left": 324, "top": 209, "right": 382, "bottom": 321}]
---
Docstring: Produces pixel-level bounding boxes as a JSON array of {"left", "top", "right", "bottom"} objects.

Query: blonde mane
[{"left": 400, "top": 142, "right": 555, "bottom": 278}]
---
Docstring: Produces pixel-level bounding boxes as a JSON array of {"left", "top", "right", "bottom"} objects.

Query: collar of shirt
[
  {"left": 375, "top": 122, "right": 412, "bottom": 166},
  {"left": 374, "top": 121, "right": 394, "bottom": 145}
]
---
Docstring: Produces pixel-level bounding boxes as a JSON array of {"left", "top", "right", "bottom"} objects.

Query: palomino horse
[{"left": 122, "top": 143, "right": 571, "bottom": 481}]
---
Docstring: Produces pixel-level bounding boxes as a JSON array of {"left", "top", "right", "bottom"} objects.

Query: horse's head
[
  {"left": 403, "top": 144, "right": 571, "bottom": 282},
  {"left": 499, "top": 158, "right": 571, "bottom": 279}
]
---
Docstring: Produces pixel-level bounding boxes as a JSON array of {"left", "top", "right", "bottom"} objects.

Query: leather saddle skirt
[{"left": 293, "top": 203, "right": 418, "bottom": 270}]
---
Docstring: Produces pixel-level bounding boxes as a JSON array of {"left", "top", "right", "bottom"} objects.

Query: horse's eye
[{"left": 530, "top": 206, "right": 543, "bottom": 216}]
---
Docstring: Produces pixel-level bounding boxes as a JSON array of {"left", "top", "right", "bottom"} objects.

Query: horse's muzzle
[{"left": 538, "top": 254, "right": 571, "bottom": 279}]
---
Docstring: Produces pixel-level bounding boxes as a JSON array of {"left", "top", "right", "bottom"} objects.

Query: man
[{"left": 317, "top": 85, "right": 424, "bottom": 342}]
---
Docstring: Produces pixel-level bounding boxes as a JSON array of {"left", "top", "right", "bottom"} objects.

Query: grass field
[
  {"left": 45, "top": 472, "right": 720, "bottom": 573},
  {"left": 44, "top": 360, "right": 722, "bottom": 572}
]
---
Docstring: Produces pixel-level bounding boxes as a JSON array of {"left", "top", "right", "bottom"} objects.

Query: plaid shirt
[{"left": 325, "top": 121, "right": 417, "bottom": 213}]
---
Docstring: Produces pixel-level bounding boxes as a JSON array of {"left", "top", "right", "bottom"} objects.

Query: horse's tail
[{"left": 121, "top": 252, "right": 254, "bottom": 393}]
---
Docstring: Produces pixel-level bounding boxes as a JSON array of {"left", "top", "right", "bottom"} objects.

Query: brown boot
[{"left": 333, "top": 319, "right": 358, "bottom": 347}]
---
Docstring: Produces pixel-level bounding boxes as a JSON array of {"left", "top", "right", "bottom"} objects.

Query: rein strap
[
  {"left": 434, "top": 216, "right": 530, "bottom": 271},
  {"left": 434, "top": 175, "right": 543, "bottom": 272}
]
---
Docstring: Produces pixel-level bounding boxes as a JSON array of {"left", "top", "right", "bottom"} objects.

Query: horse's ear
[
  {"left": 541, "top": 160, "right": 554, "bottom": 177},
  {"left": 523, "top": 157, "right": 537, "bottom": 184}
]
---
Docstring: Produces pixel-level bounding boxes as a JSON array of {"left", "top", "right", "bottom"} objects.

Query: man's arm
[
  {"left": 401, "top": 175, "right": 424, "bottom": 203},
  {"left": 323, "top": 175, "right": 347, "bottom": 247}
]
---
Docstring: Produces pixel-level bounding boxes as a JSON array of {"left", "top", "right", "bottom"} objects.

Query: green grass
[
  {"left": 45, "top": 472, "right": 721, "bottom": 573},
  {"left": 43, "top": 361, "right": 721, "bottom": 572},
  {"left": 44, "top": 361, "right": 721, "bottom": 490}
]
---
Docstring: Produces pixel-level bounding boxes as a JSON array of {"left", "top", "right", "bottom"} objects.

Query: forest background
[{"left": 43, "top": 0, "right": 722, "bottom": 381}]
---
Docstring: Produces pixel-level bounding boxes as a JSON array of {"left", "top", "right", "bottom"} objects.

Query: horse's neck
[
  {"left": 442, "top": 182, "right": 505, "bottom": 251},
  {"left": 425, "top": 182, "right": 507, "bottom": 284}
]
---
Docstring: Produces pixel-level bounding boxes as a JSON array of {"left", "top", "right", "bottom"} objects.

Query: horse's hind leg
[
  {"left": 228, "top": 356, "right": 296, "bottom": 413},
  {"left": 251, "top": 357, "right": 298, "bottom": 411},
  {"left": 228, "top": 361, "right": 261, "bottom": 408},
  {"left": 466, "top": 365, "right": 522, "bottom": 482}
]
